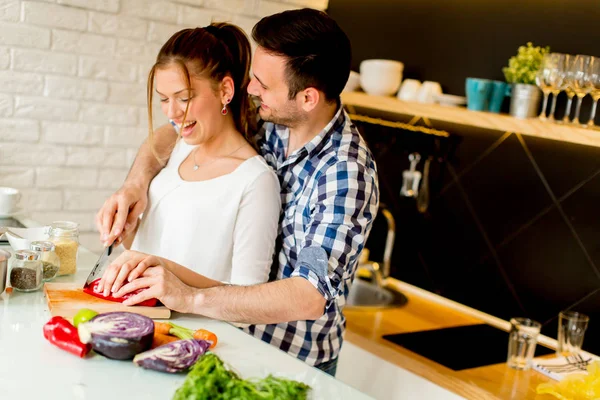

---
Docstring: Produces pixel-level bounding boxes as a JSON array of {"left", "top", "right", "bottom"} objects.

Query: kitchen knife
[{"left": 83, "top": 243, "right": 113, "bottom": 289}]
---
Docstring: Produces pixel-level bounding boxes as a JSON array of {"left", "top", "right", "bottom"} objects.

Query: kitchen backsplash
[
  {"left": 358, "top": 118, "right": 600, "bottom": 356},
  {"left": 0, "top": 0, "right": 327, "bottom": 253}
]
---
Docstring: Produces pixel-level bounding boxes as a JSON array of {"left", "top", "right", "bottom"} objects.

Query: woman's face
[{"left": 155, "top": 65, "right": 224, "bottom": 145}]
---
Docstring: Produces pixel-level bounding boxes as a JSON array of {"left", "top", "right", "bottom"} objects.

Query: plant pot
[{"left": 509, "top": 84, "right": 542, "bottom": 119}]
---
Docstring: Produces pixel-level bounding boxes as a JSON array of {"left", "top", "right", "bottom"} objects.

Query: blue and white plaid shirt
[{"left": 242, "top": 106, "right": 379, "bottom": 366}]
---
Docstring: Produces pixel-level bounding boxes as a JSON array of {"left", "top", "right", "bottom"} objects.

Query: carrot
[
  {"left": 151, "top": 332, "right": 179, "bottom": 349},
  {"left": 193, "top": 329, "right": 218, "bottom": 349},
  {"left": 154, "top": 321, "right": 172, "bottom": 335}
]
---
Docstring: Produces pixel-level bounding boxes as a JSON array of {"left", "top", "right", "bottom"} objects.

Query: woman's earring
[{"left": 221, "top": 98, "right": 231, "bottom": 116}]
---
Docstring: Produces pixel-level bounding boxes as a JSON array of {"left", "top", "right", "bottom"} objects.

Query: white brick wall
[{"left": 0, "top": 0, "right": 328, "bottom": 254}]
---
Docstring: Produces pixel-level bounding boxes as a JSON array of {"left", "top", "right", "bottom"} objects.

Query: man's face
[{"left": 248, "top": 46, "right": 306, "bottom": 127}]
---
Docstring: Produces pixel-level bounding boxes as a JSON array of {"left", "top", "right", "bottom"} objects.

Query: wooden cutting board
[{"left": 44, "top": 283, "right": 171, "bottom": 319}]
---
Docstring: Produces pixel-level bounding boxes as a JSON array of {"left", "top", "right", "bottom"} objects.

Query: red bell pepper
[
  {"left": 43, "top": 316, "right": 91, "bottom": 358},
  {"left": 83, "top": 278, "right": 158, "bottom": 307}
]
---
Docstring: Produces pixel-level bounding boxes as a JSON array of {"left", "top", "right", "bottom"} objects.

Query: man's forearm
[
  {"left": 125, "top": 123, "right": 177, "bottom": 189},
  {"left": 188, "top": 277, "right": 326, "bottom": 324},
  {"left": 162, "top": 258, "right": 224, "bottom": 289}
]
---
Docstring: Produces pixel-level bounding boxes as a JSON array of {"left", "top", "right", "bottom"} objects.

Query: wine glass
[
  {"left": 562, "top": 87, "right": 576, "bottom": 123},
  {"left": 586, "top": 58, "right": 600, "bottom": 128},
  {"left": 535, "top": 55, "right": 554, "bottom": 120},
  {"left": 545, "top": 53, "right": 570, "bottom": 122},
  {"left": 567, "top": 55, "right": 594, "bottom": 125}
]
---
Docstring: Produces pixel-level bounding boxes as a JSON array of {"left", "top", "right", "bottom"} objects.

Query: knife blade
[{"left": 83, "top": 243, "right": 113, "bottom": 288}]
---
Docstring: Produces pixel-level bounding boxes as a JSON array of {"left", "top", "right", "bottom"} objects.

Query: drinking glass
[
  {"left": 586, "top": 58, "right": 600, "bottom": 128},
  {"left": 562, "top": 87, "right": 576, "bottom": 123},
  {"left": 557, "top": 311, "right": 589, "bottom": 356},
  {"left": 546, "top": 53, "right": 570, "bottom": 122},
  {"left": 535, "top": 55, "right": 554, "bottom": 120},
  {"left": 567, "top": 55, "right": 594, "bottom": 125},
  {"left": 507, "top": 317, "right": 541, "bottom": 370}
]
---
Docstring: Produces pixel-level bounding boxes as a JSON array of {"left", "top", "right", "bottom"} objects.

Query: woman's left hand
[{"left": 114, "top": 265, "right": 197, "bottom": 313}]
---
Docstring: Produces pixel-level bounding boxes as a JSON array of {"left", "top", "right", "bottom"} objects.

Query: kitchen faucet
[{"left": 360, "top": 206, "right": 395, "bottom": 289}]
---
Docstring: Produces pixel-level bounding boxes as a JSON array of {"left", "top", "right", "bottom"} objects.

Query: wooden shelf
[{"left": 341, "top": 91, "right": 600, "bottom": 148}]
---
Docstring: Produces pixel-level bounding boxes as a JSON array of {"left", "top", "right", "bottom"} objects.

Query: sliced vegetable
[
  {"left": 83, "top": 278, "right": 158, "bottom": 307},
  {"left": 193, "top": 329, "right": 218, "bottom": 349},
  {"left": 78, "top": 312, "right": 154, "bottom": 360},
  {"left": 173, "top": 353, "right": 311, "bottom": 400},
  {"left": 151, "top": 332, "right": 179, "bottom": 349},
  {"left": 43, "top": 316, "right": 91, "bottom": 358},
  {"left": 133, "top": 339, "right": 210, "bottom": 373},
  {"left": 73, "top": 308, "right": 98, "bottom": 328}
]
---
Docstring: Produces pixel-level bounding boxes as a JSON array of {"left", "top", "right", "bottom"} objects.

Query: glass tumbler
[
  {"left": 507, "top": 317, "right": 541, "bottom": 370},
  {"left": 557, "top": 311, "right": 589, "bottom": 356}
]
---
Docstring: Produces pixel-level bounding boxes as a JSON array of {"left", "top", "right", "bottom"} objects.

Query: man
[{"left": 96, "top": 8, "right": 379, "bottom": 376}]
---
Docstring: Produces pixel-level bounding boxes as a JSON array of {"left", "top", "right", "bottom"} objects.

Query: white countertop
[{"left": 0, "top": 241, "right": 373, "bottom": 400}]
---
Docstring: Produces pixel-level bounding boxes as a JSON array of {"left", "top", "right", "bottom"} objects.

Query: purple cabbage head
[{"left": 78, "top": 312, "right": 154, "bottom": 360}]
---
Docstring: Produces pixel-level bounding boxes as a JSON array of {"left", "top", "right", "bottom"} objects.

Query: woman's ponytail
[{"left": 207, "top": 23, "right": 254, "bottom": 143}]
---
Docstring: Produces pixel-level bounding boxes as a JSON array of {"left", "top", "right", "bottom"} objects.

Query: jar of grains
[
  {"left": 10, "top": 250, "right": 43, "bottom": 292},
  {"left": 48, "top": 221, "right": 79, "bottom": 276},
  {"left": 30, "top": 241, "right": 60, "bottom": 281}
]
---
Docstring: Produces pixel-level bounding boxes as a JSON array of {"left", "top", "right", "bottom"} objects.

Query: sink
[{"left": 346, "top": 277, "right": 408, "bottom": 309}]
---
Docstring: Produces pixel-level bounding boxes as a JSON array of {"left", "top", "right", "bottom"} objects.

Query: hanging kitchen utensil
[
  {"left": 400, "top": 153, "right": 422, "bottom": 198},
  {"left": 417, "top": 156, "right": 432, "bottom": 213}
]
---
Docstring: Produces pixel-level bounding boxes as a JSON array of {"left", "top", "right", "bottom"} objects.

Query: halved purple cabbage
[
  {"left": 78, "top": 312, "right": 154, "bottom": 360},
  {"left": 133, "top": 339, "right": 210, "bottom": 373}
]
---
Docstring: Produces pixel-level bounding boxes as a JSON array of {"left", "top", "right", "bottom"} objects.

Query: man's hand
[{"left": 95, "top": 183, "right": 148, "bottom": 247}]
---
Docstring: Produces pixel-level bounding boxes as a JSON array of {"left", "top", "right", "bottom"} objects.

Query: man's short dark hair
[{"left": 252, "top": 8, "right": 351, "bottom": 103}]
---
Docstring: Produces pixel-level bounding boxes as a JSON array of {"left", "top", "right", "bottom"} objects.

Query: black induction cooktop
[{"left": 383, "top": 324, "right": 555, "bottom": 371}]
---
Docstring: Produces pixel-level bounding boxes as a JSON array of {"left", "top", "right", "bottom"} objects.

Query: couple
[{"left": 95, "top": 8, "right": 379, "bottom": 377}]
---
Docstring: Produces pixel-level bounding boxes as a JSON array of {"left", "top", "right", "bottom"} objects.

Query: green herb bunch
[
  {"left": 502, "top": 42, "right": 551, "bottom": 85},
  {"left": 173, "top": 353, "right": 311, "bottom": 400}
]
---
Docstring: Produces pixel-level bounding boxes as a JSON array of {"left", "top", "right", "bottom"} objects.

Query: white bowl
[
  {"left": 4, "top": 226, "right": 49, "bottom": 251},
  {"left": 343, "top": 71, "right": 361, "bottom": 93},
  {"left": 360, "top": 59, "right": 404, "bottom": 96}
]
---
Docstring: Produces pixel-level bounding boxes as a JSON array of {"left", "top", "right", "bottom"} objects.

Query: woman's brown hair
[{"left": 147, "top": 22, "right": 253, "bottom": 162}]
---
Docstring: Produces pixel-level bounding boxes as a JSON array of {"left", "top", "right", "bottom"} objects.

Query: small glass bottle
[
  {"left": 48, "top": 221, "right": 79, "bottom": 276},
  {"left": 10, "top": 250, "right": 43, "bottom": 292},
  {"left": 30, "top": 241, "right": 60, "bottom": 281}
]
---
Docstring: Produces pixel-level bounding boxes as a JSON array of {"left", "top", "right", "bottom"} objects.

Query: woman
[{"left": 99, "top": 23, "right": 280, "bottom": 295}]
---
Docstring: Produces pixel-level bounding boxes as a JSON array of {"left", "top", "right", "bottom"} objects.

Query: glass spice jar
[
  {"left": 10, "top": 250, "right": 43, "bottom": 292},
  {"left": 30, "top": 241, "right": 60, "bottom": 281},
  {"left": 48, "top": 221, "right": 79, "bottom": 276}
]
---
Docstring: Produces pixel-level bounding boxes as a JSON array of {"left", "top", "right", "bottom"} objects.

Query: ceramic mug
[
  {"left": 488, "top": 81, "right": 511, "bottom": 113},
  {"left": 0, "top": 187, "right": 21, "bottom": 215},
  {"left": 466, "top": 78, "right": 493, "bottom": 111},
  {"left": 397, "top": 79, "right": 422, "bottom": 101},
  {"left": 416, "top": 81, "right": 442, "bottom": 104}
]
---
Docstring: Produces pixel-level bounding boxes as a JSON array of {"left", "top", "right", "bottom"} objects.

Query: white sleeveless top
[{"left": 131, "top": 139, "right": 281, "bottom": 285}]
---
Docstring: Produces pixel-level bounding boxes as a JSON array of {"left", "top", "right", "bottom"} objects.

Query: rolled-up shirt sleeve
[{"left": 291, "top": 160, "right": 379, "bottom": 305}]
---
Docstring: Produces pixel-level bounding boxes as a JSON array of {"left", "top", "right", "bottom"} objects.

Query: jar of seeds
[
  {"left": 30, "top": 241, "right": 60, "bottom": 281},
  {"left": 10, "top": 250, "right": 43, "bottom": 292},
  {"left": 48, "top": 221, "right": 79, "bottom": 276}
]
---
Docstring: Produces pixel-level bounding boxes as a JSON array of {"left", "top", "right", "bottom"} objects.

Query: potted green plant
[{"left": 502, "top": 42, "right": 550, "bottom": 118}]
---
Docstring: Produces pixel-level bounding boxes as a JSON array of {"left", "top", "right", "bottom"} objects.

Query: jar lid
[
  {"left": 15, "top": 250, "right": 40, "bottom": 261},
  {"left": 30, "top": 241, "right": 56, "bottom": 252},
  {"left": 49, "top": 221, "right": 79, "bottom": 235}
]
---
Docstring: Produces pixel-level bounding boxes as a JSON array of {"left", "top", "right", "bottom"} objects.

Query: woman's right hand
[
  {"left": 95, "top": 183, "right": 148, "bottom": 248},
  {"left": 98, "top": 250, "right": 165, "bottom": 296}
]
